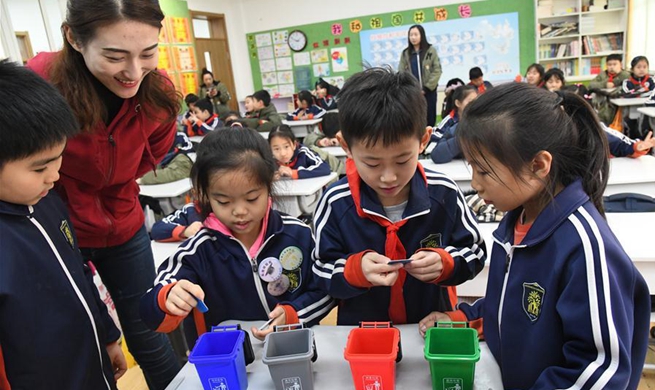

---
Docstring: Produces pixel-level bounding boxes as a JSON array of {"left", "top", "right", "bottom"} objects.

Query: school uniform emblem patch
[
  {"left": 420, "top": 233, "right": 442, "bottom": 248},
  {"left": 522, "top": 282, "right": 545, "bottom": 322},
  {"left": 60, "top": 220, "right": 74, "bottom": 249}
]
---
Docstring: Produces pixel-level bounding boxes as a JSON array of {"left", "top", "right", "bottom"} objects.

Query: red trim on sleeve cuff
[
  {"left": 156, "top": 282, "right": 186, "bottom": 333},
  {"left": 291, "top": 170, "right": 299, "bottom": 180},
  {"left": 172, "top": 225, "right": 187, "bottom": 241},
  {"left": 632, "top": 142, "right": 649, "bottom": 157},
  {"left": 279, "top": 304, "right": 299, "bottom": 325},
  {"left": 445, "top": 310, "right": 468, "bottom": 322},
  {"left": 417, "top": 248, "right": 455, "bottom": 283},
  {"left": 344, "top": 251, "right": 374, "bottom": 288}
]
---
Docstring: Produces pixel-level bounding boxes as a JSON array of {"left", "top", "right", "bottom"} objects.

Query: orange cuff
[
  {"left": 344, "top": 251, "right": 374, "bottom": 288},
  {"left": 156, "top": 282, "right": 186, "bottom": 333},
  {"left": 445, "top": 309, "right": 468, "bottom": 322},
  {"left": 307, "top": 114, "right": 314, "bottom": 119},
  {"left": 632, "top": 142, "right": 649, "bottom": 157},
  {"left": 172, "top": 225, "right": 186, "bottom": 241},
  {"left": 279, "top": 304, "right": 299, "bottom": 325},
  {"left": 417, "top": 248, "right": 455, "bottom": 283},
  {"left": 157, "top": 283, "right": 177, "bottom": 313},
  {"left": 291, "top": 170, "right": 299, "bottom": 180}
]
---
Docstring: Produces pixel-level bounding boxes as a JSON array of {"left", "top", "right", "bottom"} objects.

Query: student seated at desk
[
  {"left": 286, "top": 90, "right": 326, "bottom": 121},
  {"left": 179, "top": 93, "right": 199, "bottom": 129},
  {"left": 589, "top": 54, "right": 631, "bottom": 125},
  {"left": 543, "top": 68, "right": 565, "bottom": 92},
  {"left": 314, "top": 78, "right": 339, "bottom": 111},
  {"left": 184, "top": 99, "right": 222, "bottom": 136},
  {"left": 269, "top": 125, "right": 331, "bottom": 179},
  {"left": 428, "top": 85, "right": 478, "bottom": 163},
  {"left": 141, "top": 129, "right": 333, "bottom": 343},
  {"left": 420, "top": 83, "right": 650, "bottom": 389},
  {"left": 0, "top": 60, "right": 126, "bottom": 388},
  {"left": 241, "top": 90, "right": 282, "bottom": 132},
  {"left": 604, "top": 125, "right": 655, "bottom": 158},
  {"left": 139, "top": 132, "right": 195, "bottom": 185},
  {"left": 312, "top": 68, "right": 486, "bottom": 326},
  {"left": 469, "top": 66, "right": 492, "bottom": 94},
  {"left": 622, "top": 56, "right": 655, "bottom": 97},
  {"left": 151, "top": 202, "right": 202, "bottom": 242}
]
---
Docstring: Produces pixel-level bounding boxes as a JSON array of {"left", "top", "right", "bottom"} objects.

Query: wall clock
[{"left": 288, "top": 30, "right": 308, "bottom": 52}]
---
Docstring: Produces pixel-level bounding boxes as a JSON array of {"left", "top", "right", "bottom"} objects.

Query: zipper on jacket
[
  {"left": 229, "top": 234, "right": 277, "bottom": 315},
  {"left": 106, "top": 131, "right": 116, "bottom": 186}
]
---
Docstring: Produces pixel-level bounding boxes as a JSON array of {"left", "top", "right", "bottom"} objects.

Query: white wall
[
  {"left": 6, "top": 0, "right": 50, "bottom": 55},
  {"left": 627, "top": 0, "right": 655, "bottom": 65}
]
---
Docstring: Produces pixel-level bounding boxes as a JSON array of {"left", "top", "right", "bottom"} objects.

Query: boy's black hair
[
  {"left": 606, "top": 54, "right": 622, "bottom": 63},
  {"left": 469, "top": 66, "right": 483, "bottom": 80},
  {"left": 195, "top": 99, "right": 214, "bottom": 115},
  {"left": 252, "top": 90, "right": 271, "bottom": 106},
  {"left": 297, "top": 90, "right": 315, "bottom": 107},
  {"left": 543, "top": 68, "right": 565, "bottom": 86},
  {"left": 0, "top": 59, "right": 79, "bottom": 169},
  {"left": 630, "top": 56, "right": 649, "bottom": 69},
  {"left": 267, "top": 125, "right": 296, "bottom": 145},
  {"left": 184, "top": 93, "right": 200, "bottom": 105},
  {"left": 191, "top": 128, "right": 277, "bottom": 219},
  {"left": 224, "top": 111, "right": 242, "bottom": 127},
  {"left": 338, "top": 67, "right": 426, "bottom": 148}
]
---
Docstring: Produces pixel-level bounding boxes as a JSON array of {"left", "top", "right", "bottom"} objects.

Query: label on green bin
[
  {"left": 443, "top": 378, "right": 463, "bottom": 390},
  {"left": 208, "top": 377, "right": 230, "bottom": 390},
  {"left": 363, "top": 375, "right": 383, "bottom": 390},
  {"left": 282, "top": 377, "right": 302, "bottom": 390}
]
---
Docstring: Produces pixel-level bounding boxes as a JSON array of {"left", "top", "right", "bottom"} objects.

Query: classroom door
[{"left": 191, "top": 12, "right": 238, "bottom": 112}]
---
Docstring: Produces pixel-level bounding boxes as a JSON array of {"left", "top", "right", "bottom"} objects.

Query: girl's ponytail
[{"left": 557, "top": 91, "right": 609, "bottom": 214}]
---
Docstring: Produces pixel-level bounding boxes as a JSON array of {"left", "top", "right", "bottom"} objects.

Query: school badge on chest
[
  {"left": 420, "top": 233, "right": 442, "bottom": 249},
  {"left": 60, "top": 220, "right": 74, "bottom": 249},
  {"left": 522, "top": 282, "right": 545, "bottom": 322}
]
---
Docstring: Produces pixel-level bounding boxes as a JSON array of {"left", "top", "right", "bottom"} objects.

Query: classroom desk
[
  {"left": 139, "top": 178, "right": 193, "bottom": 199},
  {"left": 419, "top": 159, "right": 473, "bottom": 192},
  {"left": 637, "top": 106, "right": 655, "bottom": 118},
  {"left": 272, "top": 172, "right": 338, "bottom": 217},
  {"left": 457, "top": 212, "right": 655, "bottom": 297},
  {"left": 610, "top": 97, "right": 650, "bottom": 120},
  {"left": 320, "top": 146, "right": 347, "bottom": 164},
  {"left": 606, "top": 155, "right": 655, "bottom": 197},
  {"left": 151, "top": 241, "right": 180, "bottom": 269},
  {"left": 165, "top": 321, "right": 503, "bottom": 390},
  {"left": 282, "top": 118, "right": 322, "bottom": 138}
]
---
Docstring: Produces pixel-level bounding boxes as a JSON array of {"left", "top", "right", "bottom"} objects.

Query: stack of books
[{"left": 540, "top": 21, "right": 579, "bottom": 38}]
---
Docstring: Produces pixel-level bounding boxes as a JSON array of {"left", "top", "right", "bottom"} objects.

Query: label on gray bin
[
  {"left": 362, "top": 375, "right": 382, "bottom": 390},
  {"left": 282, "top": 377, "right": 302, "bottom": 390},
  {"left": 209, "top": 377, "right": 229, "bottom": 390},
  {"left": 443, "top": 378, "right": 463, "bottom": 390}
]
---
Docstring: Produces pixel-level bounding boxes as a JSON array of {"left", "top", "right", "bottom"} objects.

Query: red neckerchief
[
  {"left": 205, "top": 113, "right": 219, "bottom": 124},
  {"left": 345, "top": 158, "right": 427, "bottom": 324},
  {"left": 477, "top": 83, "right": 486, "bottom": 94},
  {"left": 630, "top": 75, "right": 649, "bottom": 89},
  {"left": 448, "top": 109, "right": 456, "bottom": 119},
  {"left": 607, "top": 71, "right": 616, "bottom": 83}
]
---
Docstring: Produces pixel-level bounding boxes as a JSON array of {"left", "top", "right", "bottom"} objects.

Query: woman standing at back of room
[
  {"left": 27, "top": 0, "right": 181, "bottom": 388},
  {"left": 398, "top": 24, "right": 442, "bottom": 127}
]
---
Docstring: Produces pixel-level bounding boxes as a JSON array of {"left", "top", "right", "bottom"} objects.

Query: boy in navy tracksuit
[
  {"left": 151, "top": 202, "right": 203, "bottom": 242},
  {"left": 286, "top": 90, "right": 326, "bottom": 121},
  {"left": 268, "top": 125, "right": 331, "bottom": 180},
  {"left": 603, "top": 124, "right": 654, "bottom": 157},
  {"left": 312, "top": 68, "right": 486, "bottom": 325},
  {"left": 0, "top": 60, "right": 124, "bottom": 389},
  {"left": 185, "top": 98, "right": 223, "bottom": 136}
]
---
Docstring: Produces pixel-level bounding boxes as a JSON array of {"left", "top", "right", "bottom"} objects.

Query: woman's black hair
[
  {"left": 297, "top": 90, "right": 315, "bottom": 107},
  {"left": 443, "top": 85, "right": 477, "bottom": 116},
  {"left": 200, "top": 68, "right": 218, "bottom": 87},
  {"left": 543, "top": 68, "right": 565, "bottom": 88},
  {"left": 457, "top": 83, "right": 609, "bottom": 215},
  {"left": 526, "top": 63, "right": 545, "bottom": 79},
  {"left": 405, "top": 24, "right": 431, "bottom": 53},
  {"left": 184, "top": 93, "right": 199, "bottom": 105},
  {"left": 191, "top": 128, "right": 277, "bottom": 219},
  {"left": 315, "top": 78, "right": 340, "bottom": 96},
  {"left": 630, "top": 56, "right": 649, "bottom": 70},
  {"left": 267, "top": 125, "right": 296, "bottom": 145}
]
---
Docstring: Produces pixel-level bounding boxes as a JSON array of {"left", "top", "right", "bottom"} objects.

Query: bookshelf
[{"left": 535, "top": 0, "right": 628, "bottom": 81}]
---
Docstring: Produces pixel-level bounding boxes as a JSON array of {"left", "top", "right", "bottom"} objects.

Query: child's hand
[
  {"left": 273, "top": 171, "right": 282, "bottom": 181},
  {"left": 362, "top": 252, "right": 403, "bottom": 286},
  {"left": 278, "top": 166, "right": 294, "bottom": 177},
  {"left": 327, "top": 137, "right": 339, "bottom": 146},
  {"left": 418, "top": 311, "right": 452, "bottom": 337},
  {"left": 250, "top": 306, "right": 287, "bottom": 341},
  {"left": 165, "top": 280, "right": 205, "bottom": 316},
  {"left": 317, "top": 137, "right": 331, "bottom": 147},
  {"left": 636, "top": 131, "right": 655, "bottom": 152},
  {"left": 106, "top": 341, "right": 128, "bottom": 380},
  {"left": 188, "top": 114, "right": 198, "bottom": 122},
  {"left": 404, "top": 251, "right": 444, "bottom": 282},
  {"left": 606, "top": 81, "right": 615, "bottom": 88},
  {"left": 183, "top": 221, "right": 204, "bottom": 238}
]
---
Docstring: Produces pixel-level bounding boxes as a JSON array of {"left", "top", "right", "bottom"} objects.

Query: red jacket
[{"left": 28, "top": 52, "right": 176, "bottom": 247}]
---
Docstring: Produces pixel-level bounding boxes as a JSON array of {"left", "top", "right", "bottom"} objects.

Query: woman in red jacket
[{"left": 27, "top": 0, "right": 181, "bottom": 388}]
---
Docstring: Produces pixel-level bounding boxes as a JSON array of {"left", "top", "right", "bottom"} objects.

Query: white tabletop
[
  {"left": 139, "top": 178, "right": 193, "bottom": 198},
  {"left": 165, "top": 322, "right": 503, "bottom": 390},
  {"left": 189, "top": 136, "right": 204, "bottom": 143},
  {"left": 457, "top": 212, "right": 655, "bottom": 297},
  {"left": 637, "top": 106, "right": 655, "bottom": 118},
  {"left": 273, "top": 173, "right": 338, "bottom": 197},
  {"left": 608, "top": 155, "right": 655, "bottom": 185},
  {"left": 320, "top": 146, "right": 347, "bottom": 158},
  {"left": 282, "top": 118, "right": 323, "bottom": 126},
  {"left": 609, "top": 97, "right": 650, "bottom": 107}
]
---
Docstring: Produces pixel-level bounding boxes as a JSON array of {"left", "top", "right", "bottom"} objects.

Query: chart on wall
[{"left": 359, "top": 12, "right": 520, "bottom": 83}]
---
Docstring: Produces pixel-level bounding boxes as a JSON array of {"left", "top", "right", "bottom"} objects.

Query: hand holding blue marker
[{"left": 195, "top": 296, "right": 209, "bottom": 313}]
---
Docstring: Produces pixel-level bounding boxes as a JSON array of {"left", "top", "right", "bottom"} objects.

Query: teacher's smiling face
[{"left": 66, "top": 20, "right": 159, "bottom": 99}]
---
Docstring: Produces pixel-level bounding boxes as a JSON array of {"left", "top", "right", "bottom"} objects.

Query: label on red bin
[
  {"left": 208, "top": 377, "right": 230, "bottom": 390},
  {"left": 363, "top": 375, "right": 383, "bottom": 390}
]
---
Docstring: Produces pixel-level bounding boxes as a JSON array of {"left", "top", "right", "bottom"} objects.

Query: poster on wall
[
  {"left": 277, "top": 71, "right": 294, "bottom": 84},
  {"left": 258, "top": 46, "right": 274, "bottom": 60},
  {"left": 273, "top": 30, "right": 289, "bottom": 45},
  {"left": 256, "top": 33, "right": 272, "bottom": 47},
  {"left": 259, "top": 59, "right": 276, "bottom": 73},
  {"left": 274, "top": 43, "right": 291, "bottom": 57},
  {"left": 180, "top": 72, "right": 198, "bottom": 96},
  {"left": 264, "top": 85, "right": 280, "bottom": 97},
  {"left": 330, "top": 47, "right": 349, "bottom": 72},
  {"left": 170, "top": 17, "right": 191, "bottom": 43},
  {"left": 279, "top": 84, "right": 295, "bottom": 96},
  {"left": 293, "top": 52, "right": 311, "bottom": 66},
  {"left": 313, "top": 63, "right": 331, "bottom": 77},
  {"left": 359, "top": 12, "right": 520, "bottom": 82},
  {"left": 262, "top": 72, "right": 277, "bottom": 85},
  {"left": 276, "top": 57, "right": 293, "bottom": 70},
  {"left": 323, "top": 76, "right": 346, "bottom": 89},
  {"left": 173, "top": 46, "right": 197, "bottom": 72},
  {"left": 157, "top": 46, "right": 174, "bottom": 74},
  {"left": 310, "top": 49, "right": 329, "bottom": 63}
]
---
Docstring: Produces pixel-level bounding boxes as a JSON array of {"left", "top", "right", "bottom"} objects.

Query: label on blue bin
[
  {"left": 208, "top": 377, "right": 230, "bottom": 390},
  {"left": 362, "top": 375, "right": 383, "bottom": 390},
  {"left": 443, "top": 378, "right": 463, "bottom": 390},
  {"left": 282, "top": 377, "right": 302, "bottom": 390}
]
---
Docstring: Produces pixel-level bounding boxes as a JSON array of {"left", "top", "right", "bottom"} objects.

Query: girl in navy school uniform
[
  {"left": 268, "top": 125, "right": 331, "bottom": 180},
  {"left": 622, "top": 56, "right": 655, "bottom": 96},
  {"left": 419, "top": 83, "right": 650, "bottom": 389},
  {"left": 429, "top": 85, "right": 478, "bottom": 164},
  {"left": 286, "top": 90, "right": 326, "bottom": 121},
  {"left": 140, "top": 128, "right": 334, "bottom": 342},
  {"left": 524, "top": 63, "right": 545, "bottom": 87}
]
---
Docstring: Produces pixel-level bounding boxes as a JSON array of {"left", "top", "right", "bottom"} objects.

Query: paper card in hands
[{"left": 387, "top": 259, "right": 413, "bottom": 266}]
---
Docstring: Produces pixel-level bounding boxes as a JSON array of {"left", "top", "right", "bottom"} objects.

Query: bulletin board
[
  {"left": 158, "top": 0, "right": 200, "bottom": 97},
  {"left": 245, "top": 0, "right": 535, "bottom": 97}
]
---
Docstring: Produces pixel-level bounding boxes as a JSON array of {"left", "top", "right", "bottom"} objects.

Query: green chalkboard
[{"left": 246, "top": 0, "right": 535, "bottom": 97}]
